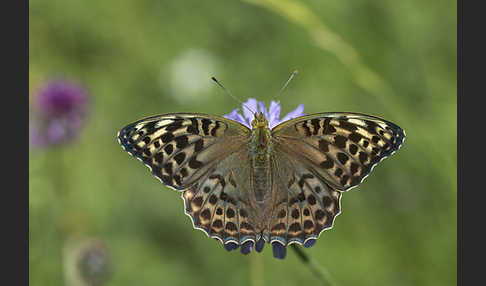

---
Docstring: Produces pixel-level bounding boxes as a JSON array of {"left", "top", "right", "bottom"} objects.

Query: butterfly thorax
[
  {"left": 249, "top": 113, "right": 273, "bottom": 205},
  {"left": 250, "top": 113, "right": 272, "bottom": 156}
]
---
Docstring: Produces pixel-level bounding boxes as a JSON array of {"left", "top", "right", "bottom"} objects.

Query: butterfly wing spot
[{"left": 334, "top": 135, "right": 347, "bottom": 149}]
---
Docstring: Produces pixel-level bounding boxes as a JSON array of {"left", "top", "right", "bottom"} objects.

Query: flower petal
[
  {"left": 46, "top": 120, "right": 67, "bottom": 145},
  {"left": 223, "top": 109, "right": 249, "bottom": 128},
  {"left": 268, "top": 101, "right": 281, "bottom": 119},
  {"left": 30, "top": 79, "right": 90, "bottom": 149},
  {"left": 268, "top": 101, "right": 282, "bottom": 129},
  {"left": 258, "top": 102, "right": 268, "bottom": 118},
  {"left": 280, "top": 104, "right": 305, "bottom": 123},
  {"left": 36, "top": 80, "right": 89, "bottom": 118},
  {"left": 242, "top": 98, "right": 258, "bottom": 124},
  {"left": 224, "top": 99, "right": 305, "bottom": 130}
]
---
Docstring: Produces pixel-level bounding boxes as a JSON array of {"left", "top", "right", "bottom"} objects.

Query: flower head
[
  {"left": 76, "top": 241, "right": 111, "bottom": 286},
  {"left": 64, "top": 238, "right": 111, "bottom": 286},
  {"left": 223, "top": 98, "right": 305, "bottom": 129},
  {"left": 30, "top": 80, "right": 90, "bottom": 148}
]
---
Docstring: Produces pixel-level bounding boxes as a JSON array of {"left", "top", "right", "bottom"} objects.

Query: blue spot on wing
[
  {"left": 224, "top": 242, "right": 239, "bottom": 251},
  {"left": 240, "top": 241, "right": 254, "bottom": 255},
  {"left": 255, "top": 238, "right": 265, "bottom": 252},
  {"left": 304, "top": 239, "right": 316, "bottom": 248},
  {"left": 272, "top": 242, "right": 287, "bottom": 259}
]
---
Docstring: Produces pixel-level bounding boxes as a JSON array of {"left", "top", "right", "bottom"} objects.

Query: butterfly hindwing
[
  {"left": 182, "top": 148, "right": 259, "bottom": 245},
  {"left": 271, "top": 112, "right": 405, "bottom": 191},
  {"left": 267, "top": 150, "right": 342, "bottom": 245}
]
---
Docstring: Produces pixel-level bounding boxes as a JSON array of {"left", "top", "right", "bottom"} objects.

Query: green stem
[
  {"left": 47, "top": 147, "right": 69, "bottom": 197},
  {"left": 47, "top": 147, "right": 75, "bottom": 231},
  {"left": 250, "top": 252, "right": 264, "bottom": 286},
  {"left": 291, "top": 244, "right": 338, "bottom": 286}
]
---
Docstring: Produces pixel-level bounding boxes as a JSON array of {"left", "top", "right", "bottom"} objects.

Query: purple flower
[
  {"left": 64, "top": 239, "right": 111, "bottom": 286},
  {"left": 77, "top": 241, "right": 111, "bottom": 285},
  {"left": 30, "top": 80, "right": 90, "bottom": 148},
  {"left": 223, "top": 98, "right": 305, "bottom": 129}
]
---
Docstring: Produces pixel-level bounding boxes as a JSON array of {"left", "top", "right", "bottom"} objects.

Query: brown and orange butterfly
[{"left": 117, "top": 102, "right": 405, "bottom": 259}]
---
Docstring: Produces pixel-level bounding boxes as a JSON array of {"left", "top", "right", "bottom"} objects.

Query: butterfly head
[{"left": 251, "top": 112, "right": 269, "bottom": 129}]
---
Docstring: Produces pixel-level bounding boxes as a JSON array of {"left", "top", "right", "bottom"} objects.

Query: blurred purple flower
[
  {"left": 76, "top": 241, "right": 111, "bottom": 286},
  {"left": 223, "top": 98, "right": 305, "bottom": 129},
  {"left": 30, "top": 80, "right": 90, "bottom": 148}
]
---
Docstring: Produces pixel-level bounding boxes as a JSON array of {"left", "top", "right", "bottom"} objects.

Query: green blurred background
[{"left": 29, "top": 0, "right": 456, "bottom": 285}]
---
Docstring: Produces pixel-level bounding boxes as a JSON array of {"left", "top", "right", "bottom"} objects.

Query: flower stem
[
  {"left": 250, "top": 252, "right": 264, "bottom": 286},
  {"left": 49, "top": 148, "right": 70, "bottom": 199},
  {"left": 290, "top": 244, "right": 338, "bottom": 286}
]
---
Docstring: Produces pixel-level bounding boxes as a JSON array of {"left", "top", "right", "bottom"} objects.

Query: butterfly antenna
[
  {"left": 275, "top": 70, "right": 299, "bottom": 99},
  {"left": 211, "top": 76, "right": 256, "bottom": 114}
]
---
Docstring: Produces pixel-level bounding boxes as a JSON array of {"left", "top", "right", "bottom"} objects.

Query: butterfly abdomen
[
  {"left": 252, "top": 161, "right": 271, "bottom": 203},
  {"left": 249, "top": 127, "right": 273, "bottom": 203}
]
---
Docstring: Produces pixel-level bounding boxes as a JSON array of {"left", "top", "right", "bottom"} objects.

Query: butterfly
[{"left": 117, "top": 105, "right": 405, "bottom": 258}]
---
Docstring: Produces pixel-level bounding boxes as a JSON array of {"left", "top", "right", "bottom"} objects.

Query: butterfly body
[
  {"left": 118, "top": 110, "right": 405, "bottom": 251},
  {"left": 249, "top": 113, "right": 273, "bottom": 205}
]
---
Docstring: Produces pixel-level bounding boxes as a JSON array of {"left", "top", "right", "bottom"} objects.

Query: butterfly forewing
[
  {"left": 118, "top": 113, "right": 250, "bottom": 190},
  {"left": 271, "top": 112, "right": 405, "bottom": 191}
]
